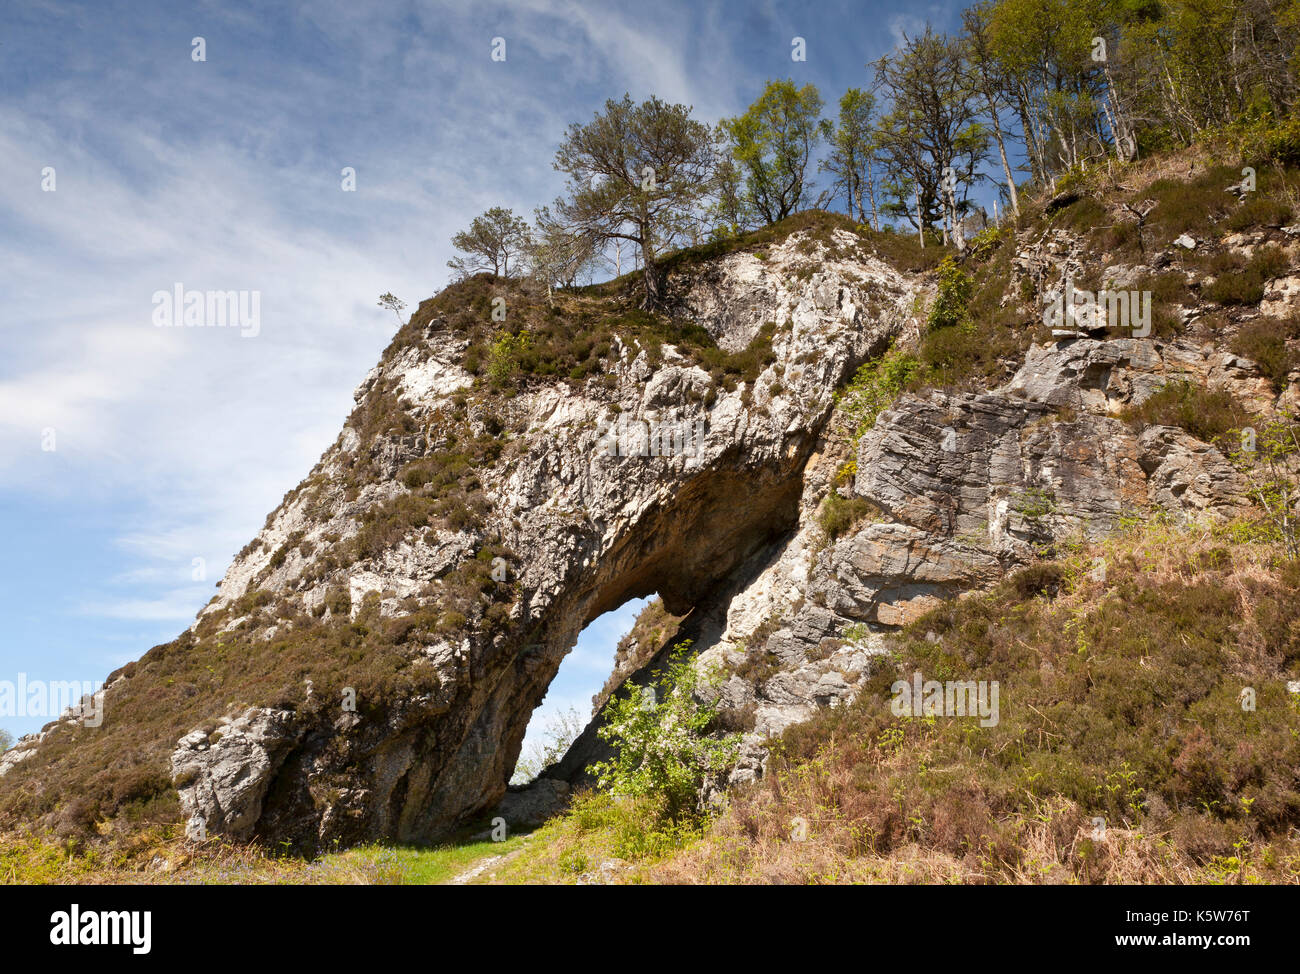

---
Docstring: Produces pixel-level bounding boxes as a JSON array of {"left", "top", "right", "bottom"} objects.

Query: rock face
[
  {"left": 635, "top": 330, "right": 1260, "bottom": 800},
  {"left": 2, "top": 224, "right": 923, "bottom": 852},
  {"left": 171, "top": 708, "right": 301, "bottom": 840},
  {"left": 2, "top": 213, "right": 1287, "bottom": 852},
  {"left": 813, "top": 523, "right": 1003, "bottom": 626}
]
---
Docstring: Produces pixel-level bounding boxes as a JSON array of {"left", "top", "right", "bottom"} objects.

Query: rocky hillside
[
  {"left": 0, "top": 212, "right": 925, "bottom": 852},
  {"left": 4, "top": 146, "right": 1299, "bottom": 868}
]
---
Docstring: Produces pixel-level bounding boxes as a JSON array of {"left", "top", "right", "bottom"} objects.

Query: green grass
[
  {"left": 1052, "top": 156, "right": 1298, "bottom": 261},
  {"left": 646, "top": 520, "right": 1300, "bottom": 884},
  {"left": 795, "top": 524, "right": 1300, "bottom": 833},
  {"left": 1232, "top": 315, "right": 1300, "bottom": 391},
  {"left": 309, "top": 834, "right": 533, "bottom": 885},
  {"left": 0, "top": 550, "right": 518, "bottom": 847},
  {"left": 1201, "top": 245, "right": 1289, "bottom": 306},
  {"left": 478, "top": 791, "right": 702, "bottom": 885},
  {"left": 648, "top": 209, "right": 950, "bottom": 280},
  {"left": 0, "top": 830, "right": 533, "bottom": 885}
]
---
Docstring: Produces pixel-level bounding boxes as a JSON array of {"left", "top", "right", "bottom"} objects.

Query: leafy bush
[
  {"left": 927, "top": 257, "right": 973, "bottom": 331},
  {"left": 966, "top": 227, "right": 1006, "bottom": 262},
  {"left": 1202, "top": 245, "right": 1288, "bottom": 305},
  {"left": 1229, "top": 111, "right": 1300, "bottom": 167},
  {"left": 1260, "top": 114, "right": 1300, "bottom": 166},
  {"left": 835, "top": 348, "right": 921, "bottom": 435},
  {"left": 1223, "top": 416, "right": 1300, "bottom": 561},
  {"left": 589, "top": 641, "right": 740, "bottom": 823},
  {"left": 818, "top": 490, "right": 875, "bottom": 540},
  {"left": 487, "top": 330, "right": 532, "bottom": 383},
  {"left": 911, "top": 234, "right": 1033, "bottom": 393}
]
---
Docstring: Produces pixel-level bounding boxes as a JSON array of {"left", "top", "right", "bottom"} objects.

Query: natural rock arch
[
  {"left": 1, "top": 222, "right": 923, "bottom": 854},
  {"left": 194, "top": 230, "right": 917, "bottom": 852}
]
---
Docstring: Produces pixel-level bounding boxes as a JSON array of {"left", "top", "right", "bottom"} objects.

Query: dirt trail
[{"left": 445, "top": 837, "right": 531, "bottom": 885}]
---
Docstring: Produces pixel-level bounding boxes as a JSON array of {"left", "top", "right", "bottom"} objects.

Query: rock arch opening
[
  {"left": 437, "top": 464, "right": 809, "bottom": 841},
  {"left": 508, "top": 595, "right": 654, "bottom": 786}
]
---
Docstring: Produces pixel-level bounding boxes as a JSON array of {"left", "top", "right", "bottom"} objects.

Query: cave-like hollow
[{"left": 438, "top": 463, "right": 812, "bottom": 839}]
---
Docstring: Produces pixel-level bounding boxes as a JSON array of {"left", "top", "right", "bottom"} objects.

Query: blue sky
[{"left": 0, "top": 0, "right": 972, "bottom": 746}]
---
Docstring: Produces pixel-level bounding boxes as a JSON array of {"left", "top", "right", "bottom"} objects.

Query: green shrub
[
  {"left": 1202, "top": 245, "right": 1288, "bottom": 305},
  {"left": 1224, "top": 195, "right": 1293, "bottom": 231},
  {"left": 1055, "top": 195, "right": 1108, "bottom": 232},
  {"left": 1008, "top": 562, "right": 1068, "bottom": 599},
  {"left": 1230, "top": 111, "right": 1300, "bottom": 167},
  {"left": 589, "top": 641, "right": 740, "bottom": 823},
  {"left": 818, "top": 490, "right": 874, "bottom": 540},
  {"left": 1261, "top": 114, "right": 1300, "bottom": 166},
  {"left": 835, "top": 348, "right": 921, "bottom": 435},
  {"left": 767, "top": 525, "right": 1300, "bottom": 868},
  {"left": 1119, "top": 271, "right": 1191, "bottom": 338},
  {"left": 1145, "top": 167, "right": 1240, "bottom": 239},
  {"left": 487, "top": 330, "right": 532, "bottom": 383},
  {"left": 911, "top": 234, "right": 1031, "bottom": 393},
  {"left": 927, "top": 257, "right": 973, "bottom": 331},
  {"left": 1223, "top": 417, "right": 1300, "bottom": 561},
  {"left": 966, "top": 227, "right": 1006, "bottom": 262}
]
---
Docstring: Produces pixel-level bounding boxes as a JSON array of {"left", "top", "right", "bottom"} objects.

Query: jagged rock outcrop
[
  {"left": 171, "top": 708, "right": 301, "bottom": 840},
  {"left": 812, "top": 523, "right": 1003, "bottom": 626},
  {"left": 0, "top": 223, "right": 925, "bottom": 851},
  {"left": 858, "top": 337, "right": 1257, "bottom": 544},
  {"left": 3, "top": 203, "right": 1291, "bottom": 853},
  {"left": 663, "top": 330, "right": 1262, "bottom": 797}
]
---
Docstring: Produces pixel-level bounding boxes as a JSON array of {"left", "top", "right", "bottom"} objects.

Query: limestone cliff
[
  {"left": 3, "top": 190, "right": 1296, "bottom": 854},
  {"left": 0, "top": 217, "right": 918, "bottom": 850}
]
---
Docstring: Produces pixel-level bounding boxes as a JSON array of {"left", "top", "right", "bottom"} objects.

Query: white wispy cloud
[
  {"left": 78, "top": 587, "right": 215, "bottom": 622},
  {"left": 0, "top": 0, "right": 850, "bottom": 694}
]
